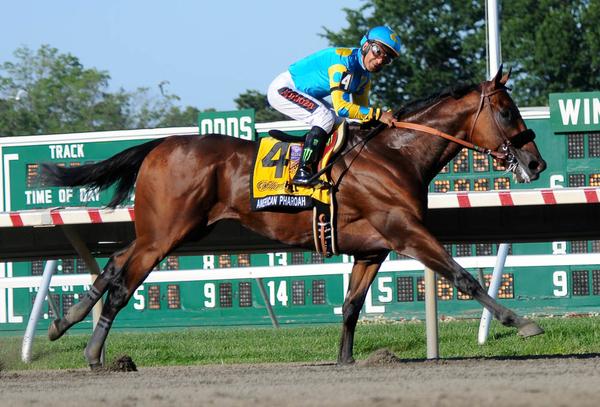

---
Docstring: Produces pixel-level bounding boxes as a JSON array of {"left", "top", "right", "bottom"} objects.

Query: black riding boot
[{"left": 293, "top": 126, "right": 329, "bottom": 186}]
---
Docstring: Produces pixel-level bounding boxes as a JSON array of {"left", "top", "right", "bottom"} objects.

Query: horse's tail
[{"left": 41, "top": 138, "right": 165, "bottom": 208}]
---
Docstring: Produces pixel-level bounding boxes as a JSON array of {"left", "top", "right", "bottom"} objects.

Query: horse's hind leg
[
  {"left": 81, "top": 135, "right": 223, "bottom": 367},
  {"left": 83, "top": 212, "right": 208, "bottom": 368},
  {"left": 83, "top": 239, "right": 166, "bottom": 368},
  {"left": 338, "top": 252, "right": 388, "bottom": 365},
  {"left": 48, "top": 243, "right": 135, "bottom": 341}
]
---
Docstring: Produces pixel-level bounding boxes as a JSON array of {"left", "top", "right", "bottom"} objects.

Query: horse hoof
[
  {"left": 518, "top": 321, "right": 544, "bottom": 338},
  {"left": 48, "top": 319, "right": 64, "bottom": 341},
  {"left": 89, "top": 363, "right": 103, "bottom": 371}
]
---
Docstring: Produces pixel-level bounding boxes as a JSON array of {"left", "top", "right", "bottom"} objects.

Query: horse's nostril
[{"left": 528, "top": 160, "right": 539, "bottom": 171}]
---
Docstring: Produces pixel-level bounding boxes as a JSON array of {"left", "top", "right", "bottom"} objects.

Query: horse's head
[{"left": 468, "top": 66, "right": 546, "bottom": 182}]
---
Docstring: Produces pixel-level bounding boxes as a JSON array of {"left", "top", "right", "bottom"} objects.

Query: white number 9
[
  {"left": 204, "top": 283, "right": 216, "bottom": 307},
  {"left": 553, "top": 271, "right": 568, "bottom": 297}
]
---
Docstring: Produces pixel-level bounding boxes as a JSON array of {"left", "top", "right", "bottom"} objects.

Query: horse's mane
[
  {"left": 347, "top": 82, "right": 479, "bottom": 136},
  {"left": 395, "top": 83, "right": 479, "bottom": 119}
]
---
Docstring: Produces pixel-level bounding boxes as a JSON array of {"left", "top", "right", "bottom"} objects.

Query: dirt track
[{"left": 1, "top": 352, "right": 599, "bottom": 406}]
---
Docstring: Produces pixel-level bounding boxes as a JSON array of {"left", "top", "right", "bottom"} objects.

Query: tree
[
  {"left": 501, "top": 0, "right": 600, "bottom": 104},
  {"left": 322, "top": 0, "right": 600, "bottom": 107},
  {"left": 234, "top": 90, "right": 287, "bottom": 122},
  {"left": 157, "top": 105, "right": 203, "bottom": 128},
  {"left": 0, "top": 45, "right": 132, "bottom": 136},
  {"left": 323, "top": 0, "right": 486, "bottom": 108},
  {"left": 0, "top": 45, "right": 203, "bottom": 136}
]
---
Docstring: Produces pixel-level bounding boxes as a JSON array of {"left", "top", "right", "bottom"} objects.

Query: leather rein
[
  {"left": 391, "top": 121, "right": 509, "bottom": 160},
  {"left": 308, "top": 87, "right": 535, "bottom": 184},
  {"left": 391, "top": 88, "right": 533, "bottom": 163}
]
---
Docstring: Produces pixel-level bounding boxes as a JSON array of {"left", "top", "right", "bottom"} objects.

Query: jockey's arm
[
  {"left": 328, "top": 65, "right": 381, "bottom": 122},
  {"left": 351, "top": 82, "right": 394, "bottom": 127}
]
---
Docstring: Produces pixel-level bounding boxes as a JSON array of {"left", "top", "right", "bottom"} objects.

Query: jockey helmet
[{"left": 360, "top": 26, "right": 401, "bottom": 58}]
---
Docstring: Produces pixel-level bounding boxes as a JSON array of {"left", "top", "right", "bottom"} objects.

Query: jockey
[{"left": 267, "top": 25, "right": 401, "bottom": 186}]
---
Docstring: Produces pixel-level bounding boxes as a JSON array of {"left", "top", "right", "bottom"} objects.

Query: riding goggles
[{"left": 370, "top": 43, "right": 393, "bottom": 65}]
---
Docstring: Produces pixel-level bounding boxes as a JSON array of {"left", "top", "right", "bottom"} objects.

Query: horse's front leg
[
  {"left": 395, "top": 220, "right": 543, "bottom": 337},
  {"left": 338, "top": 252, "right": 389, "bottom": 365}
]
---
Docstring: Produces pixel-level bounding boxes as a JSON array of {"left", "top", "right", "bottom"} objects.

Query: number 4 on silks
[
  {"left": 339, "top": 72, "right": 352, "bottom": 91},
  {"left": 262, "top": 141, "right": 289, "bottom": 178}
]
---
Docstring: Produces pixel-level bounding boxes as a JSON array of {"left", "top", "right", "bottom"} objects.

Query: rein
[
  {"left": 307, "top": 87, "right": 536, "bottom": 184},
  {"left": 391, "top": 121, "right": 509, "bottom": 160},
  {"left": 392, "top": 88, "right": 514, "bottom": 161}
]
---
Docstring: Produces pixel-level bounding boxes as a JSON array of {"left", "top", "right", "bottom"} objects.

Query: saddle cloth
[
  {"left": 250, "top": 121, "right": 347, "bottom": 256},
  {"left": 250, "top": 121, "right": 346, "bottom": 212}
]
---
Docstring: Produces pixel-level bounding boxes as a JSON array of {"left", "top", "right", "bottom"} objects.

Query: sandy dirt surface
[{"left": 1, "top": 351, "right": 599, "bottom": 407}]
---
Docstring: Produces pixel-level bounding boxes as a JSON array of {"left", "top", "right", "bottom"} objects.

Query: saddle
[
  {"left": 267, "top": 122, "right": 346, "bottom": 175},
  {"left": 250, "top": 121, "right": 348, "bottom": 256}
]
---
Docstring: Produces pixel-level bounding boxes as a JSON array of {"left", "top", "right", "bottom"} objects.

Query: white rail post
[
  {"left": 424, "top": 267, "right": 439, "bottom": 359},
  {"left": 486, "top": 0, "right": 501, "bottom": 78},
  {"left": 478, "top": 243, "right": 510, "bottom": 344},
  {"left": 21, "top": 260, "right": 58, "bottom": 363},
  {"left": 478, "top": 0, "right": 510, "bottom": 346}
]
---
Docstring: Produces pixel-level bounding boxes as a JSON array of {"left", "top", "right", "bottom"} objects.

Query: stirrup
[{"left": 292, "top": 167, "right": 319, "bottom": 186}]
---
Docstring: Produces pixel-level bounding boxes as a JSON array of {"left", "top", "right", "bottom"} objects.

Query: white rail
[{"left": 3, "top": 253, "right": 600, "bottom": 290}]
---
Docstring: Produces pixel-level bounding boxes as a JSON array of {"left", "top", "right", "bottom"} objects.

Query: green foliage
[
  {"left": 0, "top": 45, "right": 127, "bottom": 135},
  {"left": 157, "top": 105, "right": 203, "bottom": 127},
  {"left": 0, "top": 45, "right": 203, "bottom": 136},
  {"left": 323, "top": 0, "right": 486, "bottom": 108},
  {"left": 322, "top": 0, "right": 599, "bottom": 107},
  {"left": 234, "top": 89, "right": 287, "bottom": 123},
  {"left": 502, "top": 0, "right": 600, "bottom": 104},
  {"left": 1, "top": 317, "right": 598, "bottom": 370}
]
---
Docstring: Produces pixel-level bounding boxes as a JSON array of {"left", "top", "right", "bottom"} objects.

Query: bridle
[
  {"left": 306, "top": 86, "right": 536, "bottom": 185},
  {"left": 392, "top": 87, "right": 536, "bottom": 164}
]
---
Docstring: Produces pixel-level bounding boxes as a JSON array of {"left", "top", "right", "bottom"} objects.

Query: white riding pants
[{"left": 267, "top": 71, "right": 336, "bottom": 133}]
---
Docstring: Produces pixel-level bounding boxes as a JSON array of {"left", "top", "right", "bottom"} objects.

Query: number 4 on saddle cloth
[{"left": 250, "top": 121, "right": 347, "bottom": 257}]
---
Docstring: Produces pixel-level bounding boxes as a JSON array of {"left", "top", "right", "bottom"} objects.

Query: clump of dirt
[
  {"left": 359, "top": 348, "right": 402, "bottom": 366},
  {"left": 109, "top": 355, "right": 137, "bottom": 372}
]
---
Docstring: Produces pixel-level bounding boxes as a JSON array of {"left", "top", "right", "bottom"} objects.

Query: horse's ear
[{"left": 493, "top": 64, "right": 511, "bottom": 87}]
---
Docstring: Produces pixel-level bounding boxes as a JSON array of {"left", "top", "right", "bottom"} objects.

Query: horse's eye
[{"left": 500, "top": 109, "right": 511, "bottom": 120}]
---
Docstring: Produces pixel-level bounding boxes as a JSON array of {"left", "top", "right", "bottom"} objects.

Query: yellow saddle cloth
[{"left": 250, "top": 121, "right": 346, "bottom": 211}]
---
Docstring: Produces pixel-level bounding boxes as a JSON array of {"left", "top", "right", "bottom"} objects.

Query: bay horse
[{"left": 43, "top": 68, "right": 546, "bottom": 368}]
